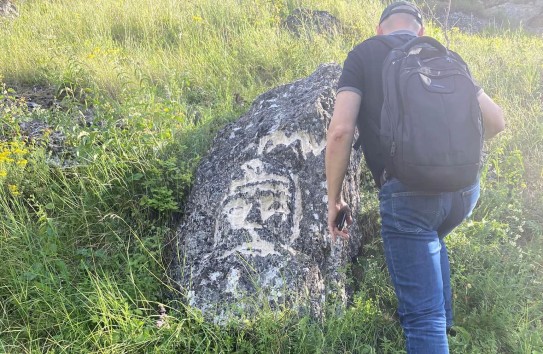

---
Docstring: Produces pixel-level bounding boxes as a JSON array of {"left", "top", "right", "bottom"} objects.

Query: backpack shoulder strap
[
  {"left": 399, "top": 36, "right": 448, "bottom": 54},
  {"left": 352, "top": 35, "right": 406, "bottom": 150}
]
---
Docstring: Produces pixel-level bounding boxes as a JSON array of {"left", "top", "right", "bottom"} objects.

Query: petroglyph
[{"left": 171, "top": 64, "right": 363, "bottom": 322}]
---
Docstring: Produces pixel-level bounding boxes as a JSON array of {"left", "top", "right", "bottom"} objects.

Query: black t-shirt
[
  {"left": 337, "top": 32, "right": 416, "bottom": 186},
  {"left": 337, "top": 32, "right": 482, "bottom": 187}
]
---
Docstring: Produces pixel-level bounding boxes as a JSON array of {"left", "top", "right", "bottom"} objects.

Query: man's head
[{"left": 376, "top": 1, "right": 424, "bottom": 36}]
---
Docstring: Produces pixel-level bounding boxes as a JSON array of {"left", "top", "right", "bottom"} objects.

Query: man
[{"left": 325, "top": 1, "right": 505, "bottom": 353}]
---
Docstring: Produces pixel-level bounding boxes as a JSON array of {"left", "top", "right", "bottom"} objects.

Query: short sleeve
[{"left": 337, "top": 50, "right": 364, "bottom": 97}]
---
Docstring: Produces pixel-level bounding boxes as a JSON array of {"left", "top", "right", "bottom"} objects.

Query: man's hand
[
  {"left": 325, "top": 90, "right": 360, "bottom": 245},
  {"left": 328, "top": 201, "right": 353, "bottom": 243}
]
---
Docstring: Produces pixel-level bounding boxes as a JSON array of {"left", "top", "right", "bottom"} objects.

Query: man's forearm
[
  {"left": 325, "top": 90, "right": 360, "bottom": 239},
  {"left": 325, "top": 91, "right": 361, "bottom": 206},
  {"left": 478, "top": 92, "right": 505, "bottom": 140},
  {"left": 325, "top": 129, "right": 354, "bottom": 206}
]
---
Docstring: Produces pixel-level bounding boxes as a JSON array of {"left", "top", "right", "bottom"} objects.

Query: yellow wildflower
[
  {"left": 193, "top": 15, "right": 203, "bottom": 22},
  {"left": 0, "top": 151, "right": 10, "bottom": 162},
  {"left": 0, "top": 170, "right": 7, "bottom": 178},
  {"left": 8, "top": 184, "right": 20, "bottom": 196}
]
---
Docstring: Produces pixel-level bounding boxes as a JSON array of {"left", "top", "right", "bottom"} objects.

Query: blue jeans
[{"left": 379, "top": 178, "right": 480, "bottom": 354}]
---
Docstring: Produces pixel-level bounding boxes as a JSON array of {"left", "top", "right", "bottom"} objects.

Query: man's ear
[{"left": 376, "top": 25, "right": 384, "bottom": 35}]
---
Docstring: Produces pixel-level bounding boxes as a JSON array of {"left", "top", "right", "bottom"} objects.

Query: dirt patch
[{"left": 9, "top": 84, "right": 60, "bottom": 110}]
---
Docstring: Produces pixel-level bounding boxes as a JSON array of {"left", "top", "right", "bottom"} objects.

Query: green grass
[{"left": 1, "top": 0, "right": 542, "bottom": 352}]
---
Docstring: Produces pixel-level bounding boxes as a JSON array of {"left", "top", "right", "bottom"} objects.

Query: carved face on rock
[
  {"left": 209, "top": 126, "right": 327, "bottom": 284},
  {"left": 214, "top": 158, "right": 302, "bottom": 260}
]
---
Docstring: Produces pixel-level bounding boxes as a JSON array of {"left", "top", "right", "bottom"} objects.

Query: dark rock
[
  {"left": 77, "top": 108, "right": 100, "bottom": 128},
  {"left": 487, "top": 1, "right": 543, "bottom": 34},
  {"left": 283, "top": 8, "right": 342, "bottom": 38},
  {"left": 437, "top": 11, "right": 490, "bottom": 34},
  {"left": 428, "top": 1, "right": 543, "bottom": 34},
  {"left": 18, "top": 120, "right": 65, "bottom": 154},
  {"left": 170, "top": 64, "right": 364, "bottom": 322},
  {"left": 14, "top": 85, "right": 59, "bottom": 110}
]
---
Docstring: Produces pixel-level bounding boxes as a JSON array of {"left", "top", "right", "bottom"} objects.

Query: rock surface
[
  {"left": 0, "top": 0, "right": 17, "bottom": 18},
  {"left": 283, "top": 8, "right": 342, "bottom": 37},
  {"left": 170, "top": 64, "right": 363, "bottom": 322},
  {"left": 436, "top": 11, "right": 490, "bottom": 34},
  {"left": 487, "top": 1, "right": 543, "bottom": 33},
  {"left": 429, "top": 0, "right": 543, "bottom": 34}
]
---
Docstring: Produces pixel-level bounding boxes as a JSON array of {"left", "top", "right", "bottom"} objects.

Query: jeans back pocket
[{"left": 392, "top": 191, "right": 444, "bottom": 233}]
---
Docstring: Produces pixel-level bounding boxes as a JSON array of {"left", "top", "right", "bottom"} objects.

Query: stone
[
  {"left": 18, "top": 120, "right": 65, "bottom": 155},
  {"left": 486, "top": 2, "right": 543, "bottom": 33},
  {"left": 283, "top": 8, "right": 342, "bottom": 38},
  {"left": 15, "top": 85, "right": 58, "bottom": 110},
  {"left": 170, "top": 63, "right": 364, "bottom": 322},
  {"left": 0, "top": 0, "right": 18, "bottom": 18},
  {"left": 438, "top": 11, "right": 490, "bottom": 34},
  {"left": 424, "top": 1, "right": 543, "bottom": 34}
]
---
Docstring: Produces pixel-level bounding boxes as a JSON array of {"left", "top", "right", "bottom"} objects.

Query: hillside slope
[{"left": 1, "top": 0, "right": 542, "bottom": 352}]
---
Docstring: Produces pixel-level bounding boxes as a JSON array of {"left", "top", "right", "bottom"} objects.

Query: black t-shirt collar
[{"left": 388, "top": 30, "right": 418, "bottom": 36}]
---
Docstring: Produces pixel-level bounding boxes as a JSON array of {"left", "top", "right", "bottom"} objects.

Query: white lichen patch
[
  {"left": 218, "top": 239, "right": 280, "bottom": 260},
  {"left": 262, "top": 267, "right": 280, "bottom": 286},
  {"left": 209, "top": 272, "right": 222, "bottom": 282},
  {"left": 187, "top": 290, "right": 196, "bottom": 307},
  {"left": 262, "top": 268, "right": 284, "bottom": 299},
  {"left": 223, "top": 198, "right": 253, "bottom": 230},
  {"left": 230, "top": 159, "right": 290, "bottom": 191},
  {"left": 309, "top": 224, "right": 320, "bottom": 233},
  {"left": 257, "top": 131, "right": 325, "bottom": 159},
  {"left": 290, "top": 175, "right": 302, "bottom": 244},
  {"left": 214, "top": 158, "right": 298, "bottom": 257},
  {"left": 225, "top": 268, "right": 241, "bottom": 295}
]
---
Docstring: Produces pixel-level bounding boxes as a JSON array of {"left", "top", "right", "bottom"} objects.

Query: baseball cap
[{"left": 379, "top": 1, "right": 423, "bottom": 25}]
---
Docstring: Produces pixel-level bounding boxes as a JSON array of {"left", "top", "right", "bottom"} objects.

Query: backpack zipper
[{"left": 384, "top": 59, "right": 398, "bottom": 157}]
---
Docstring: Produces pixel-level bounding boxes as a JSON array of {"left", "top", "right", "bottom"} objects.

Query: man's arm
[
  {"left": 478, "top": 91, "right": 505, "bottom": 139},
  {"left": 325, "top": 90, "right": 361, "bottom": 242}
]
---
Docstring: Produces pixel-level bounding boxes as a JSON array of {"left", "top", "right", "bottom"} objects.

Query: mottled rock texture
[
  {"left": 171, "top": 64, "right": 363, "bottom": 322},
  {"left": 0, "top": 0, "right": 17, "bottom": 18},
  {"left": 487, "top": 1, "right": 543, "bottom": 33},
  {"left": 283, "top": 8, "right": 342, "bottom": 38},
  {"left": 428, "top": 0, "right": 543, "bottom": 34}
]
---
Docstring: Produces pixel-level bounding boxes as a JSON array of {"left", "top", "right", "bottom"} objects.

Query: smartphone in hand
[{"left": 335, "top": 206, "right": 351, "bottom": 231}]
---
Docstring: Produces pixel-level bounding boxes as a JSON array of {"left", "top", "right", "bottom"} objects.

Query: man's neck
[{"left": 387, "top": 29, "right": 418, "bottom": 36}]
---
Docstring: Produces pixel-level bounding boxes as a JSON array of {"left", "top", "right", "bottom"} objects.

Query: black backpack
[{"left": 373, "top": 35, "right": 483, "bottom": 192}]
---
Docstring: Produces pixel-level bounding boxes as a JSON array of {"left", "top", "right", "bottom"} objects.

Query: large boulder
[
  {"left": 170, "top": 64, "right": 364, "bottom": 322},
  {"left": 427, "top": 0, "right": 543, "bottom": 34},
  {"left": 481, "top": 1, "right": 543, "bottom": 33},
  {"left": 435, "top": 11, "right": 490, "bottom": 34}
]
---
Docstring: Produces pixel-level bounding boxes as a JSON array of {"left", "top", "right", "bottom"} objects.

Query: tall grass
[{"left": 0, "top": 0, "right": 542, "bottom": 352}]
